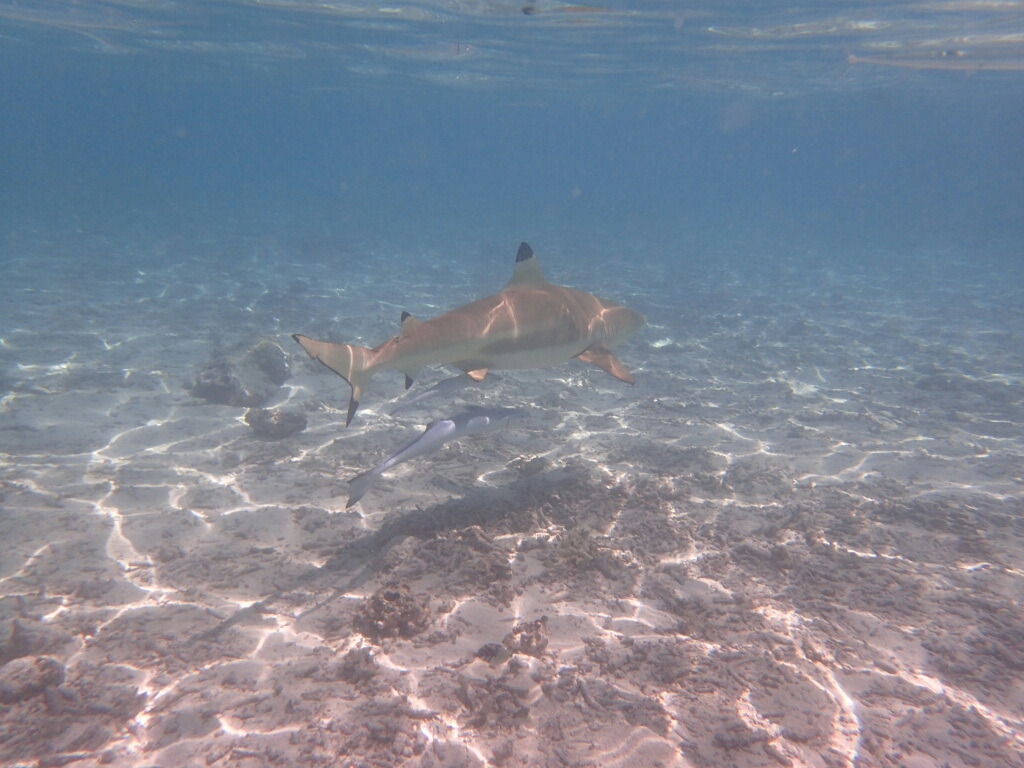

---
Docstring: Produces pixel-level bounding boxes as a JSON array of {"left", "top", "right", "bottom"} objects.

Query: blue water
[
  {"left": 1, "top": 2, "right": 1023, "bottom": 767},
  {"left": 2, "top": 3, "right": 1022, "bottom": 252}
]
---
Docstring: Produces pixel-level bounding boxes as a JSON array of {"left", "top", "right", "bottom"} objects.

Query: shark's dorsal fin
[{"left": 505, "top": 242, "right": 548, "bottom": 287}]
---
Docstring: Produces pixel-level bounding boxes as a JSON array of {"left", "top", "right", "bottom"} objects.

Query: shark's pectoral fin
[
  {"left": 347, "top": 467, "right": 378, "bottom": 508},
  {"left": 577, "top": 344, "right": 635, "bottom": 385},
  {"left": 465, "top": 368, "right": 488, "bottom": 382}
]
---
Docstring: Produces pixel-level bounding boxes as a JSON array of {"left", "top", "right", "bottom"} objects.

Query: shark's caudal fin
[
  {"left": 292, "top": 334, "right": 372, "bottom": 427},
  {"left": 347, "top": 467, "right": 379, "bottom": 508}
]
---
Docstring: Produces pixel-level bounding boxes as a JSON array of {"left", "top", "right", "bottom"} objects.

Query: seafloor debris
[
  {"left": 355, "top": 585, "right": 431, "bottom": 640},
  {"left": 244, "top": 407, "right": 307, "bottom": 439},
  {"left": 712, "top": 719, "right": 771, "bottom": 749},
  {"left": 337, "top": 646, "right": 378, "bottom": 683},
  {"left": 502, "top": 616, "right": 549, "bottom": 657},
  {"left": 457, "top": 671, "right": 531, "bottom": 730},
  {"left": 189, "top": 339, "right": 289, "bottom": 407},
  {"left": 509, "top": 455, "right": 547, "bottom": 477},
  {"left": 0, "top": 655, "right": 65, "bottom": 703},
  {"left": 0, "top": 618, "right": 74, "bottom": 664},
  {"left": 475, "top": 642, "right": 512, "bottom": 667}
]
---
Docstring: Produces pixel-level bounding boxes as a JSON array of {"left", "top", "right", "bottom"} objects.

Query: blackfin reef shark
[{"left": 294, "top": 242, "right": 645, "bottom": 426}]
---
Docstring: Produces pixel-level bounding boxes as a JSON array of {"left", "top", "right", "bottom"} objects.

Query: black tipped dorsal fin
[{"left": 505, "top": 241, "right": 547, "bottom": 287}]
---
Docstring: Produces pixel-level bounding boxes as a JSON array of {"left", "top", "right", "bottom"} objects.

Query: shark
[
  {"left": 347, "top": 406, "right": 528, "bottom": 507},
  {"left": 293, "top": 242, "right": 646, "bottom": 426}
]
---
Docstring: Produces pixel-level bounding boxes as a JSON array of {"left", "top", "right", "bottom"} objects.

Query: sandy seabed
[{"left": 0, "top": 229, "right": 1022, "bottom": 768}]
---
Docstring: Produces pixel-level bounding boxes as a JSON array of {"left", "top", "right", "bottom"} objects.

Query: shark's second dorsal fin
[
  {"left": 399, "top": 311, "right": 422, "bottom": 339},
  {"left": 505, "top": 242, "right": 548, "bottom": 287}
]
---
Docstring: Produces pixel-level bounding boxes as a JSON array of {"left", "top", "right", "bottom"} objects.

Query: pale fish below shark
[
  {"left": 389, "top": 372, "right": 498, "bottom": 416},
  {"left": 346, "top": 406, "right": 528, "bottom": 507},
  {"left": 294, "top": 242, "right": 646, "bottom": 426}
]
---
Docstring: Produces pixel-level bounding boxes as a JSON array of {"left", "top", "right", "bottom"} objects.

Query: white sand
[{"left": 1, "top": 232, "right": 1022, "bottom": 767}]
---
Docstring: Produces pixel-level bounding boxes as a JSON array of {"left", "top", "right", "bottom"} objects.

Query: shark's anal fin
[
  {"left": 399, "top": 313, "right": 424, "bottom": 389},
  {"left": 577, "top": 344, "right": 635, "bottom": 385},
  {"left": 399, "top": 312, "right": 422, "bottom": 337},
  {"left": 466, "top": 368, "right": 488, "bottom": 382}
]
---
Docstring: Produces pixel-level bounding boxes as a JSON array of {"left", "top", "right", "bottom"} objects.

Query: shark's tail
[
  {"left": 292, "top": 334, "right": 374, "bottom": 427},
  {"left": 347, "top": 467, "right": 380, "bottom": 508}
]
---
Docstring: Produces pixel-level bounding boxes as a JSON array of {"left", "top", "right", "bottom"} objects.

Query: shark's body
[
  {"left": 347, "top": 407, "right": 528, "bottom": 507},
  {"left": 294, "top": 242, "right": 646, "bottom": 425}
]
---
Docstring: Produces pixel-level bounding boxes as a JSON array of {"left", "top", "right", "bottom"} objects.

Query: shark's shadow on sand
[{"left": 193, "top": 465, "right": 583, "bottom": 641}]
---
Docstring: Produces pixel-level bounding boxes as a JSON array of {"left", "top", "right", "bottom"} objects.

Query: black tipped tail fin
[
  {"left": 347, "top": 468, "right": 379, "bottom": 508},
  {"left": 292, "top": 334, "right": 373, "bottom": 427}
]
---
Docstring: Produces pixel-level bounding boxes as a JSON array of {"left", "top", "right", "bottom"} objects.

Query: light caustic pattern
[
  {"left": 4, "top": 0, "right": 1024, "bottom": 95},
  {"left": 1, "top": 237, "right": 1023, "bottom": 767}
]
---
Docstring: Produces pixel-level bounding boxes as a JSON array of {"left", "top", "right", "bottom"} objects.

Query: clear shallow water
[{"left": 1, "top": 2, "right": 1023, "bottom": 767}]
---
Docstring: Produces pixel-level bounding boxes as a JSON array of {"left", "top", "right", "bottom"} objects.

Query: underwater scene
[{"left": 1, "top": 1, "right": 1022, "bottom": 767}]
